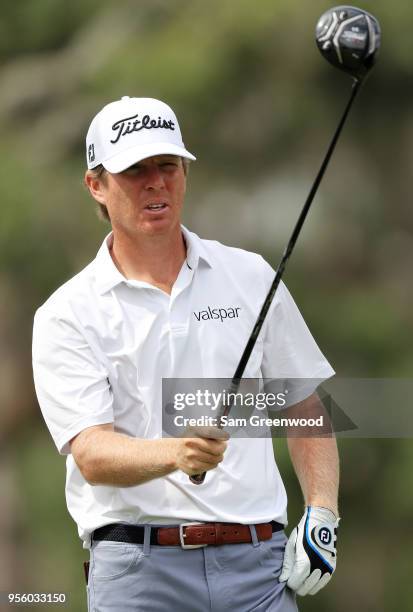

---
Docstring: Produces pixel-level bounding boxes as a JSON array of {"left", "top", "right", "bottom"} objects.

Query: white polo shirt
[{"left": 32, "top": 226, "right": 334, "bottom": 548}]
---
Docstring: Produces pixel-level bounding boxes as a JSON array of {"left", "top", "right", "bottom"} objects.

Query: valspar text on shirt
[{"left": 193, "top": 306, "right": 242, "bottom": 323}]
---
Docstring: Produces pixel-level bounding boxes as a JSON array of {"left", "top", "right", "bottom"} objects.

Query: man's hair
[
  {"left": 86, "top": 165, "right": 109, "bottom": 222},
  {"left": 85, "top": 158, "right": 190, "bottom": 223}
]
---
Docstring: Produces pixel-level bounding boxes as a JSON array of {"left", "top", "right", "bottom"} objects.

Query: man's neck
[{"left": 109, "top": 227, "right": 187, "bottom": 295}]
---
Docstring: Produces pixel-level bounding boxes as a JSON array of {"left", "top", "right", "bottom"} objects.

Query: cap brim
[{"left": 102, "top": 142, "right": 196, "bottom": 173}]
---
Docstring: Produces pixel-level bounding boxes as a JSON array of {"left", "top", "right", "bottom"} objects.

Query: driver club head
[{"left": 315, "top": 6, "right": 381, "bottom": 81}]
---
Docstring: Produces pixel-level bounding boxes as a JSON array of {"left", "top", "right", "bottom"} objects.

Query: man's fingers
[
  {"left": 296, "top": 569, "right": 321, "bottom": 596},
  {"left": 190, "top": 448, "right": 225, "bottom": 466},
  {"left": 286, "top": 563, "right": 310, "bottom": 592},
  {"left": 308, "top": 572, "right": 331, "bottom": 596},
  {"left": 175, "top": 435, "right": 227, "bottom": 475},
  {"left": 184, "top": 425, "right": 230, "bottom": 440},
  {"left": 184, "top": 437, "right": 228, "bottom": 458},
  {"left": 181, "top": 453, "right": 225, "bottom": 475}
]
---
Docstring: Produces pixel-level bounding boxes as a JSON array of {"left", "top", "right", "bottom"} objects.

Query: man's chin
[
  {"left": 139, "top": 217, "right": 181, "bottom": 237},
  {"left": 143, "top": 218, "right": 170, "bottom": 230}
]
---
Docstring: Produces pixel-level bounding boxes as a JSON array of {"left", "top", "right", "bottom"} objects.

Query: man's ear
[{"left": 84, "top": 171, "right": 107, "bottom": 205}]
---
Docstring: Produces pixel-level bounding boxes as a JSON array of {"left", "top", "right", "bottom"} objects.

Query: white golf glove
[{"left": 279, "top": 506, "right": 339, "bottom": 596}]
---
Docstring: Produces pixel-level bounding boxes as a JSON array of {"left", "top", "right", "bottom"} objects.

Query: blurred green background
[{"left": 1, "top": 0, "right": 412, "bottom": 610}]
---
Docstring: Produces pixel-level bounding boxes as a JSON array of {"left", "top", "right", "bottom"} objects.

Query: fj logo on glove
[
  {"left": 110, "top": 114, "right": 175, "bottom": 144},
  {"left": 318, "top": 527, "right": 332, "bottom": 545}
]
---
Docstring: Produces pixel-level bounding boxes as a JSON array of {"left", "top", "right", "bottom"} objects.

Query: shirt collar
[
  {"left": 94, "top": 226, "right": 213, "bottom": 296},
  {"left": 181, "top": 225, "right": 213, "bottom": 271},
  {"left": 94, "top": 232, "right": 126, "bottom": 295}
]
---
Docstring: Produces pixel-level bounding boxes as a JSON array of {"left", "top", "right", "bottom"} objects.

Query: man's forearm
[
  {"left": 71, "top": 427, "right": 180, "bottom": 486},
  {"left": 287, "top": 394, "right": 339, "bottom": 515},
  {"left": 70, "top": 424, "right": 228, "bottom": 487},
  {"left": 288, "top": 435, "right": 339, "bottom": 515}
]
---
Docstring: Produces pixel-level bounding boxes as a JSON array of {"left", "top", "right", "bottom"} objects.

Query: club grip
[{"left": 189, "top": 471, "right": 206, "bottom": 485}]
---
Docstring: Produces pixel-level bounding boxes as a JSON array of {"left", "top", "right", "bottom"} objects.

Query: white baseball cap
[{"left": 86, "top": 96, "right": 196, "bottom": 173}]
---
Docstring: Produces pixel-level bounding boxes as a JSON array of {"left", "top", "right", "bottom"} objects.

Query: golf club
[{"left": 190, "top": 6, "right": 381, "bottom": 484}]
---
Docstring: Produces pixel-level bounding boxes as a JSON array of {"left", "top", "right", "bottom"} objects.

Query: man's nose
[{"left": 144, "top": 165, "right": 165, "bottom": 189}]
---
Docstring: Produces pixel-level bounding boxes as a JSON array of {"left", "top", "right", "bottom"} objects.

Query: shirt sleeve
[
  {"left": 32, "top": 307, "right": 114, "bottom": 455},
  {"left": 259, "top": 260, "right": 335, "bottom": 405}
]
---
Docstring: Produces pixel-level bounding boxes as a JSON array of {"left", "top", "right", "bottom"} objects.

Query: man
[{"left": 32, "top": 96, "right": 339, "bottom": 612}]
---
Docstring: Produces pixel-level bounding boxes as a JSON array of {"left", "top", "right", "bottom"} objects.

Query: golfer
[{"left": 32, "top": 96, "right": 339, "bottom": 612}]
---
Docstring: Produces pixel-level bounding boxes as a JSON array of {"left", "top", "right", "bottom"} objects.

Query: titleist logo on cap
[
  {"left": 111, "top": 113, "right": 176, "bottom": 144},
  {"left": 85, "top": 97, "right": 196, "bottom": 172}
]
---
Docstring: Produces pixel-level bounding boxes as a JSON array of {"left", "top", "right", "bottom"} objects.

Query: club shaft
[
  {"left": 190, "top": 78, "right": 362, "bottom": 485},
  {"left": 234, "top": 78, "right": 362, "bottom": 382}
]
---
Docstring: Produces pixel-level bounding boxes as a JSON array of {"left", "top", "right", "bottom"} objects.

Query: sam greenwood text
[{"left": 173, "top": 415, "right": 325, "bottom": 428}]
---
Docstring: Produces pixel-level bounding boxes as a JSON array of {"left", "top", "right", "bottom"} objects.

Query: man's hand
[
  {"left": 70, "top": 424, "right": 229, "bottom": 487},
  {"left": 279, "top": 506, "right": 339, "bottom": 596},
  {"left": 175, "top": 426, "right": 229, "bottom": 476}
]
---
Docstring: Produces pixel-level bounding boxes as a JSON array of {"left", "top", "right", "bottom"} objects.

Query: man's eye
[{"left": 123, "top": 165, "right": 141, "bottom": 175}]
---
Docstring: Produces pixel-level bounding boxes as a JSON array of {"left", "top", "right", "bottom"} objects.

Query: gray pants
[{"left": 87, "top": 527, "right": 297, "bottom": 612}]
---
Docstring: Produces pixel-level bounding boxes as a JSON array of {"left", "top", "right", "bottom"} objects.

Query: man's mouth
[{"left": 145, "top": 203, "right": 167, "bottom": 211}]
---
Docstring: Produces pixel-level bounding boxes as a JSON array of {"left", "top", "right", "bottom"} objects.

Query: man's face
[{"left": 90, "top": 155, "right": 187, "bottom": 240}]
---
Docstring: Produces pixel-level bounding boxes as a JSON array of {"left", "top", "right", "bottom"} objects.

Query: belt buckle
[{"left": 179, "top": 522, "right": 208, "bottom": 549}]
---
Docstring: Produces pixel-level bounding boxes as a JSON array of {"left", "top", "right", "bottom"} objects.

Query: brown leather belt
[{"left": 93, "top": 521, "right": 283, "bottom": 549}]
